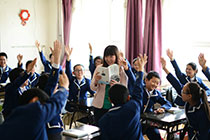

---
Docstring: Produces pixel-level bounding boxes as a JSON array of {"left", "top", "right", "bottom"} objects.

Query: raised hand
[
  {"left": 160, "top": 57, "right": 170, "bottom": 74},
  {"left": 118, "top": 56, "right": 128, "bottom": 70},
  {"left": 17, "top": 54, "right": 23, "bottom": 64},
  {"left": 35, "top": 40, "right": 41, "bottom": 52},
  {"left": 65, "top": 45, "right": 73, "bottom": 61},
  {"left": 198, "top": 53, "right": 207, "bottom": 71},
  {"left": 26, "top": 58, "right": 37, "bottom": 73},
  {"left": 166, "top": 49, "right": 173, "bottom": 61},
  {"left": 59, "top": 71, "right": 69, "bottom": 89},
  {"left": 89, "top": 43, "right": 92, "bottom": 54},
  {"left": 52, "top": 40, "right": 62, "bottom": 65},
  {"left": 136, "top": 53, "right": 148, "bottom": 72}
]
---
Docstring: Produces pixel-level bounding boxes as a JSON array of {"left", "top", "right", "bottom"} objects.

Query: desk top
[
  {"left": 141, "top": 109, "right": 186, "bottom": 125},
  {"left": 62, "top": 123, "right": 100, "bottom": 140}
]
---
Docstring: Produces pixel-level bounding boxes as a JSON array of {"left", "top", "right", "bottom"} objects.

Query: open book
[{"left": 98, "top": 64, "right": 120, "bottom": 84}]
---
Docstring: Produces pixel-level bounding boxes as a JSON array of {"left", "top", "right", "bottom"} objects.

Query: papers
[
  {"left": 98, "top": 64, "right": 120, "bottom": 84},
  {"left": 166, "top": 107, "right": 182, "bottom": 114},
  {"left": 63, "top": 129, "right": 88, "bottom": 138}
]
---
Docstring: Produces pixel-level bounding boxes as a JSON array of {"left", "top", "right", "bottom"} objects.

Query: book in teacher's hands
[{"left": 98, "top": 64, "right": 120, "bottom": 84}]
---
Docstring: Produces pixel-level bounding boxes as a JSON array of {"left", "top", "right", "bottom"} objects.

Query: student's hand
[
  {"left": 160, "top": 57, "right": 170, "bottom": 74},
  {"left": 89, "top": 43, "right": 92, "bottom": 54},
  {"left": 65, "top": 45, "right": 73, "bottom": 61},
  {"left": 59, "top": 71, "right": 69, "bottom": 89},
  {"left": 26, "top": 58, "right": 37, "bottom": 73},
  {"left": 52, "top": 40, "right": 62, "bottom": 65},
  {"left": 166, "top": 49, "right": 173, "bottom": 61},
  {"left": 94, "top": 72, "right": 102, "bottom": 85},
  {"left": 110, "top": 79, "right": 119, "bottom": 87},
  {"left": 198, "top": 53, "right": 207, "bottom": 71},
  {"left": 35, "top": 40, "right": 41, "bottom": 52},
  {"left": 118, "top": 57, "right": 128, "bottom": 70},
  {"left": 136, "top": 53, "right": 147, "bottom": 72},
  {"left": 154, "top": 108, "right": 165, "bottom": 114},
  {"left": 17, "top": 54, "right": 23, "bottom": 64}
]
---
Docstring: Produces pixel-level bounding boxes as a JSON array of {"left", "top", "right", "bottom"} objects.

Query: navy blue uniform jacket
[
  {"left": 0, "top": 87, "right": 68, "bottom": 140},
  {"left": 0, "top": 65, "right": 11, "bottom": 83},
  {"left": 166, "top": 73, "right": 210, "bottom": 139},
  {"left": 98, "top": 71, "right": 144, "bottom": 140},
  {"left": 66, "top": 60, "right": 95, "bottom": 104},
  {"left": 171, "top": 59, "right": 210, "bottom": 96}
]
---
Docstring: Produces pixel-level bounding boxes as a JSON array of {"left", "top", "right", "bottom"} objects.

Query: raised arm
[
  {"left": 198, "top": 53, "right": 210, "bottom": 80},
  {"left": 65, "top": 45, "right": 73, "bottom": 81},
  {"left": 166, "top": 49, "right": 187, "bottom": 84},
  {"left": 88, "top": 43, "right": 95, "bottom": 77},
  {"left": 35, "top": 40, "right": 49, "bottom": 66},
  {"left": 17, "top": 54, "right": 23, "bottom": 68},
  {"left": 132, "top": 54, "right": 147, "bottom": 102},
  {"left": 44, "top": 40, "right": 62, "bottom": 96}
]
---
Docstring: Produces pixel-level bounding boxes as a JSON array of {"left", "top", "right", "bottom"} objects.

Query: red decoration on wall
[{"left": 19, "top": 9, "right": 30, "bottom": 26}]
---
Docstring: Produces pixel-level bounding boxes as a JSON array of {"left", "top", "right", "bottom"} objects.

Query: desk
[
  {"left": 62, "top": 123, "right": 100, "bottom": 140},
  {"left": 64, "top": 97, "right": 94, "bottom": 129},
  {"left": 141, "top": 109, "right": 187, "bottom": 140}
]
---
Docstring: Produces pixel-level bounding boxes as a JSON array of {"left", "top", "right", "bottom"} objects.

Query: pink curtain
[
  {"left": 61, "top": 0, "right": 73, "bottom": 68},
  {"left": 143, "top": 0, "right": 162, "bottom": 76},
  {"left": 125, "top": 0, "right": 143, "bottom": 63}
]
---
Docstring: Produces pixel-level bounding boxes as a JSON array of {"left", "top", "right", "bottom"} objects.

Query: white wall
[{"left": 0, "top": 0, "right": 58, "bottom": 73}]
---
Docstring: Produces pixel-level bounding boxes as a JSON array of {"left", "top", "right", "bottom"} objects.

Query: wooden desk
[
  {"left": 141, "top": 109, "right": 187, "bottom": 140},
  {"left": 62, "top": 123, "right": 100, "bottom": 140}
]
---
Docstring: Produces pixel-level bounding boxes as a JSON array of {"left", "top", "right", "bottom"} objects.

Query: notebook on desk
[
  {"left": 166, "top": 107, "right": 182, "bottom": 114},
  {"left": 63, "top": 129, "right": 88, "bottom": 138}
]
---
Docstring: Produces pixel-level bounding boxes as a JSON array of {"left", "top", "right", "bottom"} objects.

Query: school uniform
[
  {"left": 202, "top": 66, "right": 210, "bottom": 83},
  {"left": 166, "top": 73, "right": 185, "bottom": 106},
  {"left": 0, "top": 65, "right": 12, "bottom": 83},
  {"left": 166, "top": 73, "right": 210, "bottom": 139},
  {"left": 65, "top": 60, "right": 95, "bottom": 107},
  {"left": 170, "top": 59, "right": 210, "bottom": 96},
  {"left": 2, "top": 71, "right": 31, "bottom": 119},
  {"left": 43, "top": 65, "right": 63, "bottom": 138},
  {"left": 89, "top": 55, "right": 95, "bottom": 79},
  {"left": 125, "top": 59, "right": 136, "bottom": 94},
  {"left": 0, "top": 87, "right": 68, "bottom": 140},
  {"left": 142, "top": 84, "right": 172, "bottom": 140},
  {"left": 17, "top": 63, "right": 40, "bottom": 88},
  {"left": 99, "top": 71, "right": 144, "bottom": 140}
]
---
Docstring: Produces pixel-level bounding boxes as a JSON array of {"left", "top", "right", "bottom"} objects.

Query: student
[
  {"left": 161, "top": 57, "right": 210, "bottom": 140},
  {"left": 88, "top": 43, "right": 103, "bottom": 78},
  {"left": 0, "top": 71, "right": 69, "bottom": 140},
  {"left": 142, "top": 71, "right": 172, "bottom": 140},
  {"left": 166, "top": 49, "right": 210, "bottom": 96},
  {"left": 35, "top": 40, "right": 63, "bottom": 140},
  {"left": 98, "top": 54, "right": 146, "bottom": 140},
  {"left": 35, "top": 40, "right": 54, "bottom": 73},
  {"left": 90, "top": 45, "right": 128, "bottom": 125},
  {"left": 2, "top": 58, "right": 37, "bottom": 119},
  {"left": 64, "top": 46, "right": 95, "bottom": 107},
  {"left": 0, "top": 52, "right": 12, "bottom": 83},
  {"left": 17, "top": 54, "right": 40, "bottom": 88}
]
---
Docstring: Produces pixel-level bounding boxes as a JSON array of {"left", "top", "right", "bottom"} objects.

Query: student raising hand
[
  {"left": 160, "top": 57, "right": 170, "bottom": 74},
  {"left": 26, "top": 58, "right": 37, "bottom": 73},
  {"left": 89, "top": 43, "right": 93, "bottom": 55},
  {"left": 51, "top": 40, "right": 62, "bottom": 65},
  {"left": 35, "top": 40, "right": 41, "bottom": 52},
  {"left": 65, "top": 45, "right": 73, "bottom": 61}
]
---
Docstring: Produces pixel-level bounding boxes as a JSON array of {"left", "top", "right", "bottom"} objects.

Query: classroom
[{"left": 0, "top": 0, "right": 210, "bottom": 140}]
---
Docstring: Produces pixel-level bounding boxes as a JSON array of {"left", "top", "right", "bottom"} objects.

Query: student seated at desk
[
  {"left": 0, "top": 52, "right": 12, "bottom": 83},
  {"left": 17, "top": 54, "right": 40, "bottom": 88},
  {"left": 98, "top": 53, "right": 147, "bottom": 140},
  {"left": 142, "top": 71, "right": 172, "bottom": 140},
  {"left": 2, "top": 58, "right": 37, "bottom": 119},
  {"left": 0, "top": 72, "right": 69, "bottom": 140},
  {"left": 161, "top": 57, "right": 210, "bottom": 140},
  {"left": 64, "top": 46, "right": 95, "bottom": 107}
]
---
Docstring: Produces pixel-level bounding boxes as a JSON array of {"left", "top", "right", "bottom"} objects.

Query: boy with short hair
[
  {"left": 0, "top": 52, "right": 12, "bottom": 83},
  {"left": 98, "top": 54, "right": 147, "bottom": 140},
  {"left": 142, "top": 71, "right": 172, "bottom": 140}
]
